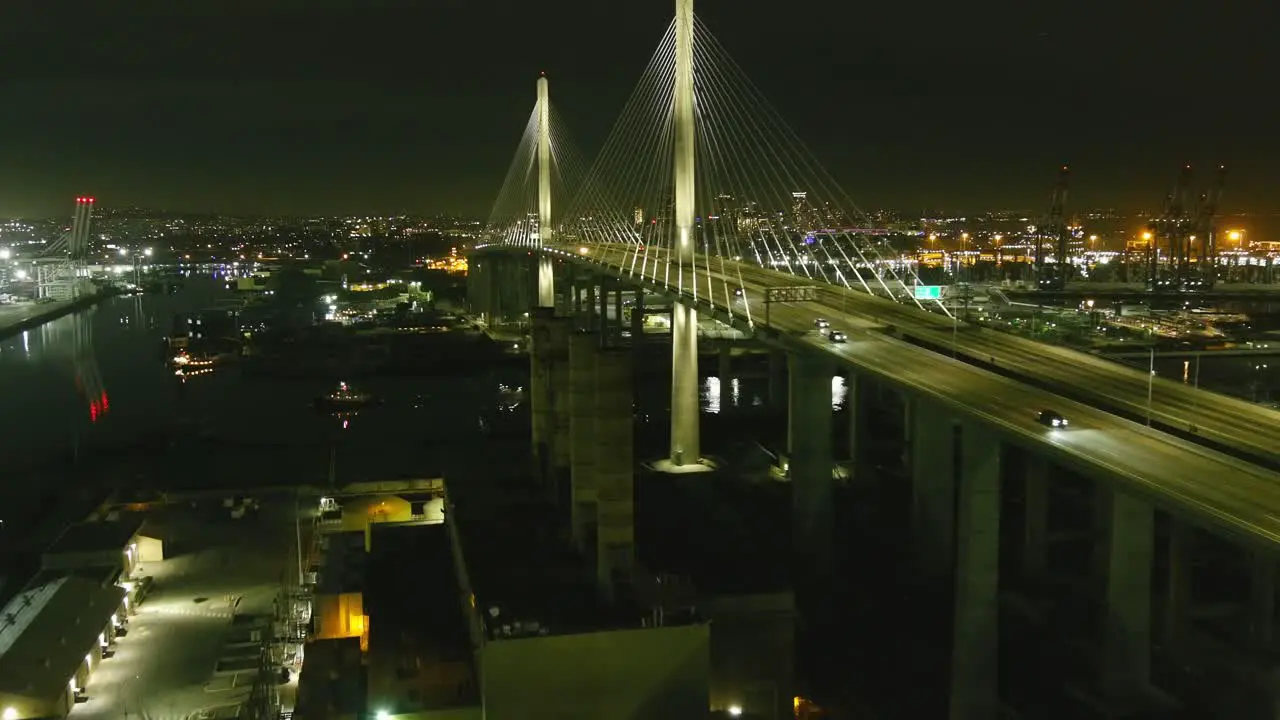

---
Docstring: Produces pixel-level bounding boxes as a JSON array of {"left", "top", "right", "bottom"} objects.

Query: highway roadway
[
  {"left": 538, "top": 242, "right": 1280, "bottom": 549},
  {"left": 801, "top": 273, "right": 1280, "bottom": 470},
  {"left": 546, "top": 242, "right": 1280, "bottom": 471}
]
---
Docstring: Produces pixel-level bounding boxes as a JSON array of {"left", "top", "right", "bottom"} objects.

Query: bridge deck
[{"left": 530, "top": 243, "right": 1280, "bottom": 550}]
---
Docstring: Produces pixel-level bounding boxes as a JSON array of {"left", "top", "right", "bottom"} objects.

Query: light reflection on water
[
  {"left": 696, "top": 371, "right": 844, "bottom": 412},
  {"left": 699, "top": 374, "right": 844, "bottom": 412},
  {"left": 831, "top": 375, "right": 847, "bottom": 411},
  {"left": 702, "top": 376, "right": 768, "bottom": 413}
]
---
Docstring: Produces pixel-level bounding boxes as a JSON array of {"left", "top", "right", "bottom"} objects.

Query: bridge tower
[
  {"left": 668, "top": 0, "right": 700, "bottom": 467},
  {"left": 536, "top": 73, "right": 555, "bottom": 307}
]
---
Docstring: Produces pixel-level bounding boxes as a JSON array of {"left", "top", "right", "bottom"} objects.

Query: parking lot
[{"left": 70, "top": 495, "right": 312, "bottom": 720}]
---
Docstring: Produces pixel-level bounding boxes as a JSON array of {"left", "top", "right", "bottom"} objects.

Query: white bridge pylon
[{"left": 485, "top": 0, "right": 945, "bottom": 470}]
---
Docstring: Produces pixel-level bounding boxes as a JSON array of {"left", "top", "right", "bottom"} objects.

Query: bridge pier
[
  {"left": 1023, "top": 454, "right": 1049, "bottom": 578},
  {"left": 949, "top": 423, "right": 1002, "bottom": 720},
  {"left": 768, "top": 350, "right": 786, "bottom": 408},
  {"left": 569, "top": 332, "right": 600, "bottom": 551},
  {"left": 717, "top": 345, "right": 731, "bottom": 381},
  {"left": 630, "top": 289, "right": 645, "bottom": 365},
  {"left": 911, "top": 400, "right": 956, "bottom": 580},
  {"left": 1100, "top": 490, "right": 1154, "bottom": 699},
  {"left": 1163, "top": 520, "right": 1192, "bottom": 652},
  {"left": 537, "top": 256, "right": 555, "bottom": 308},
  {"left": 670, "top": 302, "right": 701, "bottom": 465},
  {"left": 845, "top": 374, "right": 869, "bottom": 479},
  {"left": 559, "top": 330, "right": 637, "bottom": 597},
  {"left": 467, "top": 250, "right": 537, "bottom": 329},
  {"left": 530, "top": 309, "right": 571, "bottom": 508},
  {"left": 1248, "top": 553, "right": 1276, "bottom": 650},
  {"left": 788, "top": 353, "right": 834, "bottom": 604},
  {"left": 595, "top": 347, "right": 636, "bottom": 598}
]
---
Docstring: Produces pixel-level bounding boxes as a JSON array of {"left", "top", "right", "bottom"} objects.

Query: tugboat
[{"left": 314, "top": 381, "right": 380, "bottom": 412}]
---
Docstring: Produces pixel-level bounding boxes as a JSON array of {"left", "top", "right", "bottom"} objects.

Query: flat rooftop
[
  {"left": 367, "top": 523, "right": 471, "bottom": 661},
  {"left": 315, "top": 531, "right": 366, "bottom": 595},
  {"left": 28, "top": 564, "right": 121, "bottom": 590},
  {"left": 636, "top": 472, "right": 792, "bottom": 596},
  {"left": 294, "top": 636, "right": 365, "bottom": 719},
  {"left": 0, "top": 575, "right": 125, "bottom": 701},
  {"left": 46, "top": 514, "right": 145, "bottom": 556},
  {"left": 446, "top": 474, "right": 639, "bottom": 638}
]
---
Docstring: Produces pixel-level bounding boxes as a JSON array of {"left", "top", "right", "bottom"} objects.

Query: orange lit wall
[{"left": 314, "top": 591, "right": 369, "bottom": 651}]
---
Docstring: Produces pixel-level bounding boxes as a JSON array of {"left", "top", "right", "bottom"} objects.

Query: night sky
[{"left": 0, "top": 0, "right": 1271, "bottom": 218}]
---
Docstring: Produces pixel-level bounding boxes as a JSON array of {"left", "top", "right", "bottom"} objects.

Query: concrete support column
[
  {"left": 630, "top": 290, "right": 644, "bottom": 338},
  {"left": 717, "top": 345, "right": 731, "bottom": 381},
  {"left": 531, "top": 311, "right": 571, "bottom": 508},
  {"left": 486, "top": 257, "right": 501, "bottom": 325},
  {"left": 1101, "top": 491, "right": 1154, "bottom": 699},
  {"left": 670, "top": 302, "right": 700, "bottom": 465},
  {"left": 768, "top": 350, "right": 786, "bottom": 408},
  {"left": 1249, "top": 552, "right": 1276, "bottom": 649},
  {"left": 586, "top": 283, "right": 597, "bottom": 333},
  {"left": 846, "top": 373, "right": 864, "bottom": 475},
  {"left": 530, "top": 308, "right": 556, "bottom": 478},
  {"left": 900, "top": 390, "right": 914, "bottom": 472},
  {"left": 949, "top": 423, "right": 1002, "bottom": 720},
  {"left": 631, "top": 290, "right": 645, "bottom": 370},
  {"left": 1023, "top": 453, "right": 1049, "bottom": 579},
  {"left": 549, "top": 321, "right": 572, "bottom": 499},
  {"left": 595, "top": 349, "right": 635, "bottom": 598},
  {"left": 537, "top": 255, "right": 554, "bottom": 309},
  {"left": 911, "top": 400, "right": 956, "bottom": 579},
  {"left": 789, "top": 353, "right": 834, "bottom": 590},
  {"left": 598, "top": 281, "right": 609, "bottom": 339},
  {"left": 568, "top": 333, "right": 600, "bottom": 548},
  {"left": 613, "top": 285, "right": 623, "bottom": 344},
  {"left": 1163, "top": 520, "right": 1191, "bottom": 651}
]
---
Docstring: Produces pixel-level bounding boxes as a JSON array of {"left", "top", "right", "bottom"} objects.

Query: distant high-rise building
[
  {"left": 634, "top": 207, "right": 644, "bottom": 225},
  {"left": 791, "top": 191, "right": 819, "bottom": 231}
]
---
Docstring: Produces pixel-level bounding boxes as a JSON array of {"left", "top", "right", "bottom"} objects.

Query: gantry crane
[
  {"left": 1035, "top": 165, "right": 1070, "bottom": 290},
  {"left": 1193, "top": 165, "right": 1227, "bottom": 289},
  {"left": 1146, "top": 165, "right": 1219, "bottom": 292}
]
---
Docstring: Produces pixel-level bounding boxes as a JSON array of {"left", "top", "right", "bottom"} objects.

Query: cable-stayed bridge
[{"left": 473, "top": 0, "right": 1280, "bottom": 715}]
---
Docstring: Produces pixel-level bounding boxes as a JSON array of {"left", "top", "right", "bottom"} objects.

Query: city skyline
[{"left": 0, "top": 0, "right": 1270, "bottom": 218}]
